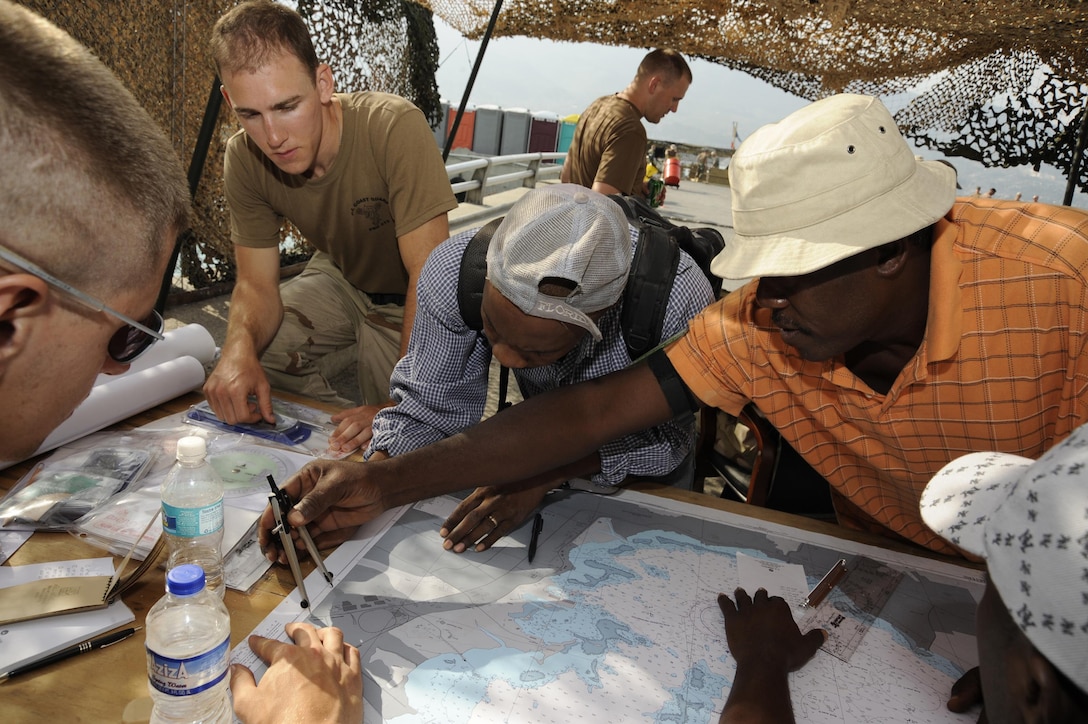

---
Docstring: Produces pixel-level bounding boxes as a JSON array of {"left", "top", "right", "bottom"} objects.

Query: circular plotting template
[{"left": 207, "top": 446, "right": 291, "bottom": 498}]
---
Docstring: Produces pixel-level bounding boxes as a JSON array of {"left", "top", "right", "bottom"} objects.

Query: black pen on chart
[
  {"left": 0, "top": 626, "right": 141, "bottom": 683},
  {"left": 804, "top": 558, "right": 848, "bottom": 608},
  {"left": 527, "top": 513, "right": 544, "bottom": 563}
]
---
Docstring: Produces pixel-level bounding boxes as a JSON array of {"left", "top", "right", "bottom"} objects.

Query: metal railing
[{"left": 445, "top": 152, "right": 566, "bottom": 205}]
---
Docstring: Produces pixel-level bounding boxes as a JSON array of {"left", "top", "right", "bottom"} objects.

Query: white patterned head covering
[{"left": 921, "top": 426, "right": 1088, "bottom": 694}]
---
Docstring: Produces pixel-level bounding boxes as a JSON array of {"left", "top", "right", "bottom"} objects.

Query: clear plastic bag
[
  {"left": 183, "top": 399, "right": 353, "bottom": 460},
  {"left": 186, "top": 400, "right": 312, "bottom": 446},
  {"left": 0, "top": 441, "right": 156, "bottom": 530},
  {"left": 70, "top": 426, "right": 210, "bottom": 557}
]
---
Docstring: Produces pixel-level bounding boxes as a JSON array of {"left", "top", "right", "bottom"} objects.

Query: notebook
[
  {"left": 0, "top": 517, "right": 162, "bottom": 626},
  {"left": 0, "top": 558, "right": 135, "bottom": 672}
]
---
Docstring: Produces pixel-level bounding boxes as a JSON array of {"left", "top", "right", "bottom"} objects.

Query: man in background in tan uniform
[
  {"left": 204, "top": 1, "right": 457, "bottom": 454},
  {"left": 561, "top": 49, "right": 691, "bottom": 200}
]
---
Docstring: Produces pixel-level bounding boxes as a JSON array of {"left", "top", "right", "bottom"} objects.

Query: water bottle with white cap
[{"left": 160, "top": 435, "right": 225, "bottom": 598}]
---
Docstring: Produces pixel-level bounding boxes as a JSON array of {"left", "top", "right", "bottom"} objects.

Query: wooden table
[
  {"left": 1, "top": 391, "right": 325, "bottom": 722},
  {"left": 1, "top": 391, "right": 974, "bottom": 722}
]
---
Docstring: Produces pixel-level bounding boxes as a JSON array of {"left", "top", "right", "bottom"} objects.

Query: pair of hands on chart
[{"left": 716, "top": 588, "right": 987, "bottom": 724}]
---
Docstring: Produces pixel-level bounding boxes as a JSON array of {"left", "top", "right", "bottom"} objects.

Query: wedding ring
[{"left": 488, "top": 515, "right": 499, "bottom": 528}]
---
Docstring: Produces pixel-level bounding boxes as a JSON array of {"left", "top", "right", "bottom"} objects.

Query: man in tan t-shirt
[
  {"left": 204, "top": 0, "right": 456, "bottom": 454},
  {"left": 561, "top": 49, "right": 691, "bottom": 200}
]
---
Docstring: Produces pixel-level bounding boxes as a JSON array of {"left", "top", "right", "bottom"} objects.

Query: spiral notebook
[
  {"left": 0, "top": 572, "right": 116, "bottom": 624},
  {"left": 0, "top": 558, "right": 135, "bottom": 673},
  {"left": 0, "top": 516, "right": 162, "bottom": 626}
]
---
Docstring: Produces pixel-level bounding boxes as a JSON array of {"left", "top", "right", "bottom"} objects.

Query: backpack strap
[
  {"left": 606, "top": 192, "right": 674, "bottom": 229},
  {"left": 621, "top": 223, "right": 680, "bottom": 360},
  {"left": 456, "top": 217, "right": 504, "bottom": 331},
  {"left": 456, "top": 217, "right": 516, "bottom": 411},
  {"left": 607, "top": 192, "right": 724, "bottom": 296}
]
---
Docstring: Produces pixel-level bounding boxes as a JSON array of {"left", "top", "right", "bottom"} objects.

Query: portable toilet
[
  {"left": 499, "top": 107, "right": 531, "bottom": 155},
  {"left": 445, "top": 104, "right": 476, "bottom": 152},
  {"left": 472, "top": 105, "right": 503, "bottom": 155},
  {"left": 528, "top": 111, "right": 560, "bottom": 154},
  {"left": 556, "top": 113, "right": 579, "bottom": 164},
  {"left": 432, "top": 99, "right": 449, "bottom": 147}
]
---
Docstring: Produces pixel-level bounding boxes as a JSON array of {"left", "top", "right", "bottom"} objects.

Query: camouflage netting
[
  {"left": 19, "top": 0, "right": 441, "bottom": 294},
  {"left": 422, "top": 0, "right": 1088, "bottom": 195},
  {"left": 19, "top": 1, "right": 1088, "bottom": 294}
]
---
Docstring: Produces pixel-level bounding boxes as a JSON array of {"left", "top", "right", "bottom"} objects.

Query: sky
[{"left": 430, "top": 17, "right": 1087, "bottom": 207}]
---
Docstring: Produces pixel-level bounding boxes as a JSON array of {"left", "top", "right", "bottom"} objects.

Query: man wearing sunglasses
[
  {"left": 0, "top": 3, "right": 188, "bottom": 463},
  {"left": 0, "top": 3, "right": 362, "bottom": 722}
]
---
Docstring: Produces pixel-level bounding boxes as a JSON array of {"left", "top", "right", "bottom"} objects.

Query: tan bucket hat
[{"left": 712, "top": 94, "right": 956, "bottom": 280}]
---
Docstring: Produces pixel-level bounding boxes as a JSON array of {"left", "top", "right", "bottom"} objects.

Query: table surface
[{"left": 1, "top": 391, "right": 974, "bottom": 722}]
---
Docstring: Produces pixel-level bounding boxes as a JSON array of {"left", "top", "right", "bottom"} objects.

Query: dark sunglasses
[{"left": 0, "top": 245, "right": 165, "bottom": 363}]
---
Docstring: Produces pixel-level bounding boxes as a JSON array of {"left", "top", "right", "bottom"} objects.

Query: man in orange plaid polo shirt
[{"left": 259, "top": 94, "right": 1088, "bottom": 560}]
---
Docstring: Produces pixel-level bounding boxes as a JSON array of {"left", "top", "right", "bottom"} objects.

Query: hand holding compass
[{"left": 266, "top": 474, "right": 333, "bottom": 608}]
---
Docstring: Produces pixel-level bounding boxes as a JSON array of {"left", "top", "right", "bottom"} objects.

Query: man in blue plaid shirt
[{"left": 364, "top": 184, "right": 714, "bottom": 553}]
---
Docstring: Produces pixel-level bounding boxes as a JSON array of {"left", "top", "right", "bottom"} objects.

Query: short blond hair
[
  {"left": 210, "top": 0, "right": 320, "bottom": 79},
  {"left": 635, "top": 49, "right": 692, "bottom": 85},
  {"left": 0, "top": 0, "right": 189, "bottom": 295}
]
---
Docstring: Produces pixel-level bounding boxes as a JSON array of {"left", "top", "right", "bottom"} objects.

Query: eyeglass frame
[{"left": 0, "top": 244, "right": 164, "bottom": 355}]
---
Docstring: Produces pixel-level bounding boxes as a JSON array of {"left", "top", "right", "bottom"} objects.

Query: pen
[
  {"left": 0, "top": 626, "right": 141, "bottom": 683},
  {"left": 527, "top": 513, "right": 544, "bottom": 563},
  {"left": 804, "top": 558, "right": 848, "bottom": 608}
]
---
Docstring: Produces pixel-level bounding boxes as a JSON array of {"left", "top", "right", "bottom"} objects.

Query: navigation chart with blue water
[{"left": 284, "top": 490, "right": 984, "bottom": 724}]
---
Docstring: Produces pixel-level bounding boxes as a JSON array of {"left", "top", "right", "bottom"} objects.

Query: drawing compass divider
[
  {"left": 798, "top": 555, "right": 904, "bottom": 663},
  {"left": 266, "top": 474, "right": 333, "bottom": 608}
]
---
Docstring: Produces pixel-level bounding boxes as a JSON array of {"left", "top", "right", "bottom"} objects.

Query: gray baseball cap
[{"left": 486, "top": 184, "right": 632, "bottom": 340}]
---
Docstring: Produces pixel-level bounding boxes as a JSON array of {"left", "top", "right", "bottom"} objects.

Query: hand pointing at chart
[{"left": 716, "top": 587, "right": 826, "bottom": 724}]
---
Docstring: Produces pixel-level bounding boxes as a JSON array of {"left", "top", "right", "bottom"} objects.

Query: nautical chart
[{"left": 235, "top": 489, "right": 985, "bottom": 723}]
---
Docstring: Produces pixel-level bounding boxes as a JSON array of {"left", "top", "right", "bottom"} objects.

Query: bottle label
[
  {"left": 161, "top": 500, "right": 224, "bottom": 538},
  {"left": 146, "top": 635, "right": 230, "bottom": 696}
]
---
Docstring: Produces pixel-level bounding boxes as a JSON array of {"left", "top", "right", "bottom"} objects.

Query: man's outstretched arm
[
  {"left": 204, "top": 246, "right": 285, "bottom": 425},
  {"left": 259, "top": 352, "right": 694, "bottom": 560}
]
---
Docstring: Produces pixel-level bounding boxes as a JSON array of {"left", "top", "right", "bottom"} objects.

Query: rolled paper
[{"left": 1, "top": 356, "right": 207, "bottom": 469}]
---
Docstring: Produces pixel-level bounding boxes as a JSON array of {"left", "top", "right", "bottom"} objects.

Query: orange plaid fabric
[{"left": 667, "top": 199, "right": 1088, "bottom": 554}]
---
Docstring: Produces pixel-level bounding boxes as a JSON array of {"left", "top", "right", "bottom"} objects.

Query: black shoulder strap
[
  {"left": 621, "top": 224, "right": 680, "bottom": 360},
  {"left": 456, "top": 217, "right": 515, "bottom": 411},
  {"left": 606, "top": 193, "right": 674, "bottom": 229},
  {"left": 456, "top": 217, "right": 504, "bottom": 331}
]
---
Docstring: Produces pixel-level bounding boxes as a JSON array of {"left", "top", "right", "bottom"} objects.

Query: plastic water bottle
[
  {"left": 161, "top": 436, "right": 225, "bottom": 598},
  {"left": 145, "top": 564, "right": 232, "bottom": 723}
]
